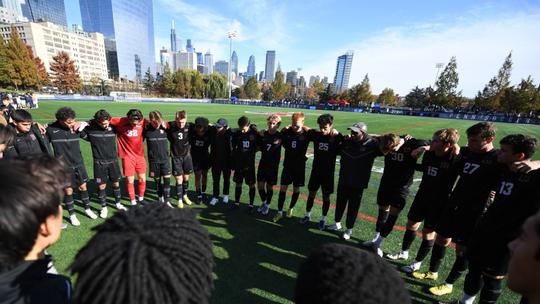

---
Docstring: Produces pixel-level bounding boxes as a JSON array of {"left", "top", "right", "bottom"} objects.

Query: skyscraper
[
  {"left": 333, "top": 51, "right": 354, "bottom": 93},
  {"left": 265, "top": 50, "right": 276, "bottom": 81},
  {"left": 21, "top": 0, "right": 66, "bottom": 26},
  {"left": 170, "top": 20, "right": 177, "bottom": 52},
  {"left": 258, "top": 71, "right": 264, "bottom": 82},
  {"left": 204, "top": 51, "right": 213, "bottom": 74},
  {"left": 80, "top": 0, "right": 155, "bottom": 80},
  {"left": 246, "top": 55, "right": 255, "bottom": 79},
  {"left": 231, "top": 51, "right": 238, "bottom": 75},
  {"left": 0, "top": 0, "right": 23, "bottom": 16},
  {"left": 186, "top": 39, "right": 193, "bottom": 52},
  {"left": 214, "top": 60, "right": 229, "bottom": 76}
]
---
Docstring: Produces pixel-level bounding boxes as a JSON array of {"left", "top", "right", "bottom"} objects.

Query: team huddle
[{"left": 2, "top": 105, "right": 540, "bottom": 303}]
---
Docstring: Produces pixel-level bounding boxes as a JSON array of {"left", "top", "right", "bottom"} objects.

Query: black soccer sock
[
  {"left": 80, "top": 190, "right": 90, "bottom": 209},
  {"left": 429, "top": 243, "right": 447, "bottom": 273},
  {"left": 258, "top": 187, "right": 267, "bottom": 203},
  {"left": 201, "top": 184, "right": 207, "bottom": 194},
  {"left": 278, "top": 191, "right": 286, "bottom": 211},
  {"left": 182, "top": 182, "right": 189, "bottom": 196},
  {"left": 235, "top": 186, "right": 242, "bottom": 204},
  {"left": 480, "top": 277, "right": 502, "bottom": 304},
  {"left": 446, "top": 255, "right": 469, "bottom": 284},
  {"left": 64, "top": 194, "right": 75, "bottom": 215},
  {"left": 162, "top": 177, "right": 171, "bottom": 201},
  {"left": 176, "top": 184, "right": 183, "bottom": 200},
  {"left": 266, "top": 189, "right": 273, "bottom": 205},
  {"left": 290, "top": 191, "right": 300, "bottom": 209},
  {"left": 98, "top": 188, "right": 107, "bottom": 207},
  {"left": 415, "top": 239, "right": 435, "bottom": 262},
  {"left": 113, "top": 186, "right": 122, "bottom": 204},
  {"left": 376, "top": 209, "right": 390, "bottom": 232},
  {"left": 464, "top": 263, "right": 484, "bottom": 296},
  {"left": 306, "top": 195, "right": 315, "bottom": 212},
  {"left": 249, "top": 187, "right": 256, "bottom": 206},
  {"left": 402, "top": 229, "right": 416, "bottom": 251},
  {"left": 156, "top": 179, "right": 163, "bottom": 197},
  {"left": 380, "top": 214, "right": 398, "bottom": 238},
  {"left": 322, "top": 198, "right": 331, "bottom": 217}
]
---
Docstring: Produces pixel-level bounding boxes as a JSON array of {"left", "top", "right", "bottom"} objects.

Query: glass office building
[
  {"left": 333, "top": 51, "right": 354, "bottom": 93},
  {"left": 21, "top": 0, "right": 67, "bottom": 26},
  {"left": 80, "top": 0, "right": 155, "bottom": 80}
]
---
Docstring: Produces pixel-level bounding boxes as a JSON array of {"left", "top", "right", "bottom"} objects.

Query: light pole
[
  {"left": 227, "top": 30, "right": 237, "bottom": 101},
  {"left": 435, "top": 62, "right": 444, "bottom": 85}
]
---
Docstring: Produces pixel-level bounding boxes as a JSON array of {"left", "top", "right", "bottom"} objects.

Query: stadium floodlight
[
  {"left": 435, "top": 62, "right": 444, "bottom": 84},
  {"left": 227, "top": 31, "right": 237, "bottom": 101}
]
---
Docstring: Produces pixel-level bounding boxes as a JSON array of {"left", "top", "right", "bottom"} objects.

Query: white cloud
[{"left": 302, "top": 11, "right": 540, "bottom": 97}]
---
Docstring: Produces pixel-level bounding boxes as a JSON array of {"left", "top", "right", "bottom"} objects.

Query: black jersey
[
  {"left": 231, "top": 128, "right": 259, "bottom": 169},
  {"left": 281, "top": 127, "right": 309, "bottom": 167},
  {"left": 190, "top": 129, "right": 212, "bottom": 158},
  {"left": 450, "top": 147, "right": 500, "bottom": 206},
  {"left": 308, "top": 129, "right": 343, "bottom": 172},
  {"left": 338, "top": 136, "right": 382, "bottom": 189},
  {"left": 143, "top": 125, "right": 169, "bottom": 162},
  {"left": 475, "top": 168, "right": 540, "bottom": 243},
  {"left": 6, "top": 124, "right": 49, "bottom": 158},
  {"left": 210, "top": 127, "right": 232, "bottom": 165},
  {"left": 416, "top": 150, "right": 458, "bottom": 199},
  {"left": 46, "top": 121, "right": 85, "bottom": 167},
  {"left": 380, "top": 137, "right": 429, "bottom": 190},
  {"left": 80, "top": 123, "right": 118, "bottom": 161},
  {"left": 258, "top": 130, "right": 282, "bottom": 168},
  {"left": 167, "top": 122, "right": 192, "bottom": 157}
]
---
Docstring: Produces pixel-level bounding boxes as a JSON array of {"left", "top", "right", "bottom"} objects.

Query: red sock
[
  {"left": 127, "top": 181, "right": 136, "bottom": 201},
  {"left": 138, "top": 180, "right": 146, "bottom": 199}
]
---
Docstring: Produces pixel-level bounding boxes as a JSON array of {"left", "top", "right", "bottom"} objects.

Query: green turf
[{"left": 33, "top": 100, "right": 540, "bottom": 304}]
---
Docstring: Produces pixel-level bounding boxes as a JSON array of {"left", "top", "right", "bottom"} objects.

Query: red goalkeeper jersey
[{"left": 110, "top": 117, "right": 146, "bottom": 158}]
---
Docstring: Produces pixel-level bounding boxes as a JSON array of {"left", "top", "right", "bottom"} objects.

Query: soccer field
[{"left": 33, "top": 100, "right": 539, "bottom": 304}]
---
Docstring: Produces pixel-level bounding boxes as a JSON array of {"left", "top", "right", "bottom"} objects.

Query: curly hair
[{"left": 55, "top": 107, "right": 76, "bottom": 121}]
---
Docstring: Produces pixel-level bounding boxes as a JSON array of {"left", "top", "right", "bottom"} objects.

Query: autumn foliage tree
[
  {"left": 50, "top": 51, "right": 82, "bottom": 93},
  {"left": 2, "top": 26, "right": 39, "bottom": 89},
  {"left": 26, "top": 45, "right": 49, "bottom": 86}
]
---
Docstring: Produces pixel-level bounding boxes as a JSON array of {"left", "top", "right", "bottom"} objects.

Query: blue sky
[{"left": 65, "top": 0, "right": 540, "bottom": 97}]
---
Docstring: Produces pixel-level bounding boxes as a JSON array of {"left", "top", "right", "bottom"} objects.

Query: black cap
[
  {"left": 195, "top": 117, "right": 209, "bottom": 128},
  {"left": 215, "top": 118, "right": 228, "bottom": 128}
]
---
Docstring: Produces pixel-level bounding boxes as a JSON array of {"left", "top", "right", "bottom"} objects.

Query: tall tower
[
  {"left": 170, "top": 20, "right": 177, "bottom": 52},
  {"left": 246, "top": 55, "right": 255, "bottom": 78},
  {"left": 231, "top": 50, "right": 238, "bottom": 75},
  {"left": 186, "top": 39, "right": 193, "bottom": 52},
  {"left": 333, "top": 51, "right": 354, "bottom": 93},
  {"left": 21, "top": 0, "right": 67, "bottom": 26},
  {"left": 264, "top": 50, "right": 276, "bottom": 81},
  {"left": 204, "top": 51, "right": 213, "bottom": 74}
]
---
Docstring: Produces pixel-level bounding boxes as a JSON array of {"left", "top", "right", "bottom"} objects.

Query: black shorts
[
  {"left": 93, "top": 160, "right": 121, "bottom": 184},
  {"left": 172, "top": 155, "right": 193, "bottom": 176},
  {"left": 69, "top": 164, "right": 89, "bottom": 188},
  {"left": 233, "top": 166, "right": 256, "bottom": 185},
  {"left": 407, "top": 192, "right": 445, "bottom": 230},
  {"left": 376, "top": 184, "right": 408, "bottom": 209},
  {"left": 149, "top": 160, "right": 172, "bottom": 178},
  {"left": 257, "top": 164, "right": 279, "bottom": 185},
  {"left": 280, "top": 162, "right": 306, "bottom": 187},
  {"left": 467, "top": 237, "right": 510, "bottom": 276},
  {"left": 436, "top": 203, "right": 485, "bottom": 245},
  {"left": 193, "top": 156, "right": 211, "bottom": 171},
  {"left": 308, "top": 168, "right": 335, "bottom": 195}
]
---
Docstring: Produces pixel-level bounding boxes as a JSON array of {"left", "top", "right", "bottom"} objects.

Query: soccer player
[
  {"left": 167, "top": 110, "right": 194, "bottom": 208},
  {"left": 453, "top": 134, "right": 540, "bottom": 304},
  {"left": 110, "top": 109, "right": 147, "bottom": 206},
  {"left": 80, "top": 110, "right": 126, "bottom": 218},
  {"left": 273, "top": 112, "right": 310, "bottom": 223},
  {"left": 300, "top": 113, "right": 343, "bottom": 229},
  {"left": 144, "top": 111, "right": 172, "bottom": 205},
  {"left": 0, "top": 124, "right": 14, "bottom": 158},
  {"left": 230, "top": 116, "right": 259, "bottom": 211},
  {"left": 3, "top": 109, "right": 50, "bottom": 158},
  {"left": 190, "top": 117, "right": 212, "bottom": 204},
  {"left": 386, "top": 128, "right": 460, "bottom": 271},
  {"left": 256, "top": 114, "right": 283, "bottom": 215},
  {"left": 326, "top": 125, "right": 401, "bottom": 240},
  {"left": 46, "top": 107, "right": 97, "bottom": 226},
  {"left": 209, "top": 118, "right": 232, "bottom": 206}
]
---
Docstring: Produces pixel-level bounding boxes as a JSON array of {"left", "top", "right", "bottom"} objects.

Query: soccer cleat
[
  {"left": 361, "top": 240, "right": 376, "bottom": 248},
  {"left": 61, "top": 223, "right": 68, "bottom": 230},
  {"left": 429, "top": 284, "right": 454, "bottom": 296},
  {"left": 183, "top": 194, "right": 193, "bottom": 205},
  {"left": 257, "top": 203, "right": 266, "bottom": 213},
  {"left": 177, "top": 199, "right": 184, "bottom": 208},
  {"left": 342, "top": 229, "right": 352, "bottom": 240},
  {"left": 260, "top": 204, "right": 270, "bottom": 215},
  {"left": 166, "top": 201, "right": 174, "bottom": 208},
  {"left": 230, "top": 203, "right": 240, "bottom": 210},
  {"left": 69, "top": 214, "right": 80, "bottom": 226},
  {"left": 400, "top": 262, "right": 421, "bottom": 274},
  {"left": 130, "top": 200, "right": 137, "bottom": 206},
  {"left": 377, "top": 248, "right": 384, "bottom": 257},
  {"left": 299, "top": 216, "right": 310, "bottom": 225},
  {"left": 209, "top": 197, "right": 219, "bottom": 206},
  {"left": 247, "top": 205, "right": 256, "bottom": 213},
  {"left": 286, "top": 208, "right": 294, "bottom": 218},
  {"left": 386, "top": 250, "right": 409, "bottom": 261},
  {"left": 318, "top": 219, "right": 326, "bottom": 230},
  {"left": 197, "top": 195, "right": 203, "bottom": 204},
  {"left": 99, "top": 207, "right": 108, "bottom": 219},
  {"left": 115, "top": 203, "right": 128, "bottom": 211},
  {"left": 223, "top": 195, "right": 229, "bottom": 203},
  {"left": 85, "top": 209, "right": 98, "bottom": 220},
  {"left": 159, "top": 196, "right": 165, "bottom": 203},
  {"left": 412, "top": 271, "right": 439, "bottom": 281},
  {"left": 326, "top": 222, "right": 342, "bottom": 231},
  {"left": 273, "top": 212, "right": 284, "bottom": 223}
]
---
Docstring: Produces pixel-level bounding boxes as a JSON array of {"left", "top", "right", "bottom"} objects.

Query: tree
[
  {"left": 404, "top": 86, "right": 429, "bottom": 108},
  {"left": 0, "top": 39, "right": 10, "bottom": 86},
  {"left": 173, "top": 70, "right": 188, "bottom": 97},
  {"left": 270, "top": 70, "right": 289, "bottom": 100},
  {"left": 377, "top": 87, "right": 398, "bottom": 106},
  {"left": 500, "top": 76, "right": 539, "bottom": 113},
  {"left": 159, "top": 63, "right": 174, "bottom": 96},
  {"left": 142, "top": 67, "right": 155, "bottom": 94},
  {"left": 433, "top": 56, "right": 461, "bottom": 107},
  {"left": 50, "top": 51, "right": 82, "bottom": 93},
  {"left": 190, "top": 71, "right": 205, "bottom": 98},
  {"left": 306, "top": 79, "right": 325, "bottom": 100},
  {"left": 475, "top": 52, "right": 513, "bottom": 110},
  {"left": 205, "top": 73, "right": 227, "bottom": 99},
  {"left": 349, "top": 74, "right": 374, "bottom": 106},
  {"left": 243, "top": 77, "right": 260, "bottom": 99},
  {"left": 4, "top": 26, "right": 39, "bottom": 89},
  {"left": 232, "top": 87, "right": 246, "bottom": 99},
  {"left": 26, "top": 45, "right": 49, "bottom": 86}
]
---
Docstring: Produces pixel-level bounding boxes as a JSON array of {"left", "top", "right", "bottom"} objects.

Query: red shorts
[{"left": 121, "top": 156, "right": 147, "bottom": 176}]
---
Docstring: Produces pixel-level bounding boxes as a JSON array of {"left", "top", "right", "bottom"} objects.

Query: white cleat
[
  {"left": 223, "top": 195, "right": 229, "bottom": 204},
  {"left": 377, "top": 248, "right": 384, "bottom": 257},
  {"left": 85, "top": 209, "right": 98, "bottom": 220},
  {"left": 260, "top": 204, "right": 270, "bottom": 215},
  {"left": 209, "top": 197, "right": 219, "bottom": 206},
  {"left": 159, "top": 196, "right": 165, "bottom": 203},
  {"left": 99, "top": 207, "right": 108, "bottom": 219},
  {"left": 386, "top": 250, "right": 409, "bottom": 261},
  {"left": 115, "top": 203, "right": 128, "bottom": 211},
  {"left": 342, "top": 229, "right": 352, "bottom": 240},
  {"left": 166, "top": 201, "right": 174, "bottom": 208},
  {"left": 400, "top": 262, "right": 421, "bottom": 274},
  {"left": 130, "top": 200, "right": 137, "bottom": 206},
  {"left": 326, "top": 222, "right": 342, "bottom": 231},
  {"left": 69, "top": 214, "right": 80, "bottom": 226}
]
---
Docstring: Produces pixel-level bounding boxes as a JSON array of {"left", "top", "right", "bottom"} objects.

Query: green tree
[
  {"left": 349, "top": 74, "right": 374, "bottom": 106},
  {"left": 377, "top": 87, "right": 398, "bottom": 105},
  {"left": 433, "top": 56, "right": 461, "bottom": 107},
  {"left": 232, "top": 87, "right": 246, "bottom": 99},
  {"left": 50, "top": 51, "right": 82, "bottom": 93},
  {"left": 404, "top": 86, "right": 428, "bottom": 108},
  {"left": 243, "top": 77, "right": 260, "bottom": 99},
  {"left": 205, "top": 73, "right": 227, "bottom": 99},
  {"left": 270, "top": 70, "right": 289, "bottom": 99},
  {"left": 500, "top": 76, "right": 539, "bottom": 113},
  {"left": 475, "top": 52, "right": 513, "bottom": 110},
  {"left": 142, "top": 67, "right": 155, "bottom": 94},
  {"left": 157, "top": 63, "right": 174, "bottom": 96},
  {"left": 190, "top": 71, "right": 205, "bottom": 98},
  {"left": 0, "top": 39, "right": 10, "bottom": 86},
  {"left": 4, "top": 26, "right": 39, "bottom": 89},
  {"left": 26, "top": 45, "right": 48, "bottom": 86},
  {"left": 173, "top": 70, "right": 187, "bottom": 97},
  {"left": 306, "top": 79, "right": 325, "bottom": 100}
]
